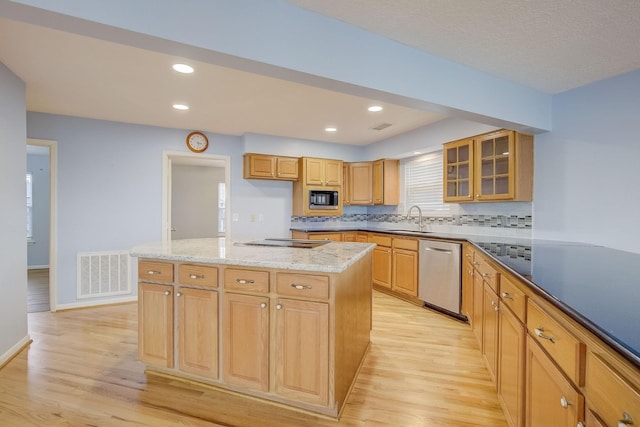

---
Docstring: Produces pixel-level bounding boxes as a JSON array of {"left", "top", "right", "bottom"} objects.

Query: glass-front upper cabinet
[
  {"left": 442, "top": 130, "right": 534, "bottom": 203},
  {"left": 476, "top": 131, "right": 514, "bottom": 200},
  {"left": 443, "top": 138, "right": 474, "bottom": 202}
]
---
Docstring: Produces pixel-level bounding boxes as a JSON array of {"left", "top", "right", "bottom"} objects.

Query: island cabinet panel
[
  {"left": 223, "top": 293, "right": 269, "bottom": 392},
  {"left": 498, "top": 301, "right": 526, "bottom": 427},
  {"left": 275, "top": 298, "right": 329, "bottom": 406},
  {"left": 139, "top": 260, "right": 174, "bottom": 283},
  {"left": 224, "top": 268, "right": 269, "bottom": 293},
  {"left": 178, "top": 264, "right": 218, "bottom": 288},
  {"left": 138, "top": 282, "right": 174, "bottom": 367},
  {"left": 276, "top": 272, "right": 330, "bottom": 300},
  {"left": 177, "top": 287, "right": 218, "bottom": 378}
]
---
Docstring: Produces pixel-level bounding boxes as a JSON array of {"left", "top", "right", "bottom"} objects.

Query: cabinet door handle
[
  {"left": 176, "top": 292, "right": 182, "bottom": 297},
  {"left": 534, "top": 326, "right": 556, "bottom": 343},
  {"left": 618, "top": 412, "right": 634, "bottom": 426},
  {"left": 189, "top": 274, "right": 204, "bottom": 279},
  {"left": 260, "top": 303, "right": 267, "bottom": 309},
  {"left": 276, "top": 304, "right": 282, "bottom": 310},
  {"left": 163, "top": 290, "right": 171, "bottom": 296},
  {"left": 291, "top": 284, "right": 312, "bottom": 290},
  {"left": 560, "top": 396, "right": 573, "bottom": 408},
  {"left": 501, "top": 292, "right": 514, "bottom": 301},
  {"left": 236, "top": 278, "right": 255, "bottom": 284}
]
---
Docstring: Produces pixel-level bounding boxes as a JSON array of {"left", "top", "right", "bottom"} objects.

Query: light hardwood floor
[
  {"left": 27, "top": 268, "right": 50, "bottom": 313},
  {"left": 0, "top": 291, "right": 507, "bottom": 426}
]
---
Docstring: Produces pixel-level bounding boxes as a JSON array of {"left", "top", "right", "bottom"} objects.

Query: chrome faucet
[{"left": 406, "top": 205, "right": 424, "bottom": 232}]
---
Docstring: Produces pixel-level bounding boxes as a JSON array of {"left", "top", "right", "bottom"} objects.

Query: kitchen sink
[{"left": 384, "top": 229, "right": 432, "bottom": 234}]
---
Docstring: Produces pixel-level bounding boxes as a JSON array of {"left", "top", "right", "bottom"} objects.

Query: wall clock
[{"left": 186, "top": 131, "right": 209, "bottom": 153}]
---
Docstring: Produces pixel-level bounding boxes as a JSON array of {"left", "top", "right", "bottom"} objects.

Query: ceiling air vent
[{"left": 371, "top": 122, "right": 392, "bottom": 131}]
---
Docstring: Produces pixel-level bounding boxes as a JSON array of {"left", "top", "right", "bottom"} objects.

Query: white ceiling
[{"left": 3, "top": 1, "right": 640, "bottom": 145}]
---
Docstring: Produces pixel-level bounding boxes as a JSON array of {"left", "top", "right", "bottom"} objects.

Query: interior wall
[
  {"left": 27, "top": 151, "right": 50, "bottom": 268},
  {"left": 171, "top": 164, "right": 224, "bottom": 239},
  {"left": 0, "top": 62, "right": 29, "bottom": 361},
  {"left": 533, "top": 69, "right": 640, "bottom": 254}
]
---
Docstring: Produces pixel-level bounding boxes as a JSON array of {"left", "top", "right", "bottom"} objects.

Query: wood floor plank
[{"left": 0, "top": 291, "right": 507, "bottom": 426}]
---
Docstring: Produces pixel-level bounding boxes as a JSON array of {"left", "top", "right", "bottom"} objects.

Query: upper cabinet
[
  {"left": 443, "top": 130, "right": 534, "bottom": 203},
  {"left": 303, "top": 157, "right": 342, "bottom": 187},
  {"left": 373, "top": 159, "right": 399, "bottom": 205},
  {"left": 348, "top": 162, "right": 374, "bottom": 205},
  {"left": 243, "top": 153, "right": 299, "bottom": 181}
]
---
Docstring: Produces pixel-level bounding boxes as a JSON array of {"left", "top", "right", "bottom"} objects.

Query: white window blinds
[{"left": 402, "top": 151, "right": 450, "bottom": 213}]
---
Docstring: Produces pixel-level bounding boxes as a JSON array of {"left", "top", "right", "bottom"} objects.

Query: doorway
[
  {"left": 162, "top": 151, "right": 230, "bottom": 243},
  {"left": 26, "top": 138, "right": 58, "bottom": 312}
]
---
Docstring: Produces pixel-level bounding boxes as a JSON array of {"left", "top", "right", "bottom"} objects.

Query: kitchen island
[{"left": 130, "top": 238, "right": 374, "bottom": 418}]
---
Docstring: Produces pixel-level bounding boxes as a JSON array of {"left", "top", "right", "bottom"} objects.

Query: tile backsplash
[{"left": 291, "top": 202, "right": 532, "bottom": 238}]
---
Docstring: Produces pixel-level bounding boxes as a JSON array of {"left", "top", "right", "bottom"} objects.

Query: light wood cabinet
[
  {"left": 342, "top": 163, "right": 351, "bottom": 206},
  {"left": 498, "top": 301, "right": 526, "bottom": 427},
  {"left": 391, "top": 237, "right": 418, "bottom": 297},
  {"left": 471, "top": 260, "right": 485, "bottom": 347},
  {"left": 177, "top": 287, "right": 218, "bottom": 378},
  {"left": 243, "top": 153, "right": 299, "bottom": 181},
  {"left": 370, "top": 234, "right": 392, "bottom": 289},
  {"left": 223, "top": 292, "right": 270, "bottom": 391},
  {"left": 302, "top": 157, "right": 342, "bottom": 187},
  {"left": 483, "top": 283, "right": 500, "bottom": 384},
  {"left": 275, "top": 298, "right": 329, "bottom": 406},
  {"left": 461, "top": 244, "right": 475, "bottom": 321},
  {"left": 373, "top": 159, "right": 399, "bottom": 205},
  {"left": 349, "top": 162, "right": 373, "bottom": 205},
  {"left": 526, "top": 335, "right": 585, "bottom": 427},
  {"left": 138, "top": 282, "right": 174, "bottom": 368},
  {"left": 443, "top": 130, "right": 534, "bottom": 203}
]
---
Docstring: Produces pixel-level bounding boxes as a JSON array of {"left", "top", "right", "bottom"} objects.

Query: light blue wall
[
  {"left": 0, "top": 62, "right": 29, "bottom": 360},
  {"left": 533, "top": 69, "right": 640, "bottom": 253},
  {"left": 27, "top": 152, "right": 50, "bottom": 267}
]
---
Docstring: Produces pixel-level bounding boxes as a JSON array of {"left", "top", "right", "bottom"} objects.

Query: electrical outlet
[{"left": 232, "top": 213, "right": 239, "bottom": 222}]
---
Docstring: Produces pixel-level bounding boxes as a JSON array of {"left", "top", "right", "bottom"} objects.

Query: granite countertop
[
  {"left": 130, "top": 238, "right": 375, "bottom": 274},
  {"left": 292, "top": 227, "right": 640, "bottom": 367}
]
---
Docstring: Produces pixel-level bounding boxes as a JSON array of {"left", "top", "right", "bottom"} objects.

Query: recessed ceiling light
[
  {"left": 172, "top": 104, "right": 189, "bottom": 110},
  {"left": 325, "top": 127, "right": 337, "bottom": 132},
  {"left": 172, "top": 63, "right": 194, "bottom": 74},
  {"left": 368, "top": 105, "right": 383, "bottom": 112},
  {"left": 413, "top": 151, "right": 422, "bottom": 155}
]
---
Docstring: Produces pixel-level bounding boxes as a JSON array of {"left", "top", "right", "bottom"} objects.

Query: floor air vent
[{"left": 77, "top": 251, "right": 131, "bottom": 299}]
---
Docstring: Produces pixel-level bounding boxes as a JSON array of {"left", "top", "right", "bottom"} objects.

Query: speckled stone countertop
[{"left": 130, "top": 238, "right": 375, "bottom": 273}]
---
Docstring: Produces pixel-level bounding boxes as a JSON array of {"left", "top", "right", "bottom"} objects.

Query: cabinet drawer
[
  {"left": 392, "top": 238, "right": 418, "bottom": 251},
  {"left": 224, "top": 268, "right": 269, "bottom": 293},
  {"left": 527, "top": 300, "right": 585, "bottom": 386},
  {"left": 585, "top": 352, "right": 640, "bottom": 427},
  {"left": 139, "top": 260, "right": 174, "bottom": 283},
  {"left": 500, "top": 274, "right": 526, "bottom": 322},
  {"left": 178, "top": 264, "right": 218, "bottom": 288},
  {"left": 368, "top": 234, "right": 392, "bottom": 247},
  {"left": 476, "top": 256, "right": 499, "bottom": 293},
  {"left": 276, "top": 273, "right": 330, "bottom": 300}
]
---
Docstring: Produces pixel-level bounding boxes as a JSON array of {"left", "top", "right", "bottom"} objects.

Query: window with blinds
[{"left": 402, "top": 151, "right": 450, "bottom": 213}]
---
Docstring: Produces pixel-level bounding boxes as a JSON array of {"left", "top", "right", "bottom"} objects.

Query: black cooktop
[{"left": 236, "top": 238, "right": 330, "bottom": 249}]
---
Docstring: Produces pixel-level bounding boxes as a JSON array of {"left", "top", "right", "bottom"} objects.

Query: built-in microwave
[{"left": 309, "top": 189, "right": 340, "bottom": 210}]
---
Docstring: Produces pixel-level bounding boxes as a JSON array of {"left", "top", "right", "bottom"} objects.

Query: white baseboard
[
  {"left": 0, "top": 335, "right": 31, "bottom": 368},
  {"left": 55, "top": 295, "right": 138, "bottom": 311},
  {"left": 28, "top": 265, "right": 49, "bottom": 270}
]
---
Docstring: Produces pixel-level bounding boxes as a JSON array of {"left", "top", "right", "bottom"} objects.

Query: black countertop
[{"left": 291, "top": 227, "right": 640, "bottom": 367}]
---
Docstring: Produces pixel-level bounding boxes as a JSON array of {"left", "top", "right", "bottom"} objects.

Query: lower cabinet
[
  {"left": 471, "top": 271, "right": 484, "bottom": 346},
  {"left": 498, "top": 303, "right": 526, "bottom": 427},
  {"left": 177, "top": 287, "right": 219, "bottom": 378},
  {"left": 275, "top": 298, "right": 329, "bottom": 406},
  {"left": 370, "top": 237, "right": 392, "bottom": 289},
  {"left": 461, "top": 255, "right": 474, "bottom": 321},
  {"left": 223, "top": 292, "right": 269, "bottom": 391},
  {"left": 482, "top": 283, "right": 500, "bottom": 384},
  {"left": 525, "top": 336, "right": 584, "bottom": 427},
  {"left": 138, "top": 282, "right": 174, "bottom": 367}
]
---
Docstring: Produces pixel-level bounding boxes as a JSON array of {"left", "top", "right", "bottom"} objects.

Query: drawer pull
[
  {"left": 560, "top": 396, "right": 573, "bottom": 408},
  {"left": 501, "top": 292, "right": 514, "bottom": 300},
  {"left": 482, "top": 272, "right": 491, "bottom": 278},
  {"left": 534, "top": 326, "right": 556, "bottom": 343},
  {"left": 291, "top": 284, "right": 312, "bottom": 290},
  {"left": 189, "top": 274, "right": 205, "bottom": 279},
  {"left": 236, "top": 279, "right": 255, "bottom": 285},
  {"left": 147, "top": 270, "right": 161, "bottom": 275},
  {"left": 619, "top": 412, "right": 634, "bottom": 426}
]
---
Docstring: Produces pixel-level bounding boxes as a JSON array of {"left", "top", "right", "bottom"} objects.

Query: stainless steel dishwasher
[{"left": 418, "top": 240, "right": 463, "bottom": 320}]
